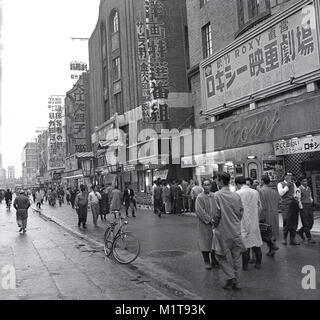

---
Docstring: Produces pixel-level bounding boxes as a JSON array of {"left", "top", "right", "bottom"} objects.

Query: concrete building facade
[
  {"left": 185, "top": 0, "right": 320, "bottom": 206},
  {"left": 21, "top": 142, "right": 38, "bottom": 187},
  {"left": 88, "top": 0, "right": 193, "bottom": 204}
]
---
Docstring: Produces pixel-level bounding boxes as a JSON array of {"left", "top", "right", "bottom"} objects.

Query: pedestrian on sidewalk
[
  {"left": 99, "top": 186, "right": 109, "bottom": 221},
  {"left": 70, "top": 187, "right": 77, "bottom": 209},
  {"left": 195, "top": 179, "right": 219, "bottom": 270},
  {"left": 259, "top": 175, "right": 280, "bottom": 256},
  {"left": 89, "top": 185, "right": 102, "bottom": 227},
  {"left": 297, "top": 177, "right": 316, "bottom": 244},
  {"left": 181, "top": 179, "right": 189, "bottom": 213},
  {"left": 66, "top": 188, "right": 71, "bottom": 205},
  {"left": 74, "top": 185, "right": 89, "bottom": 229},
  {"left": 213, "top": 172, "right": 244, "bottom": 290},
  {"left": 236, "top": 176, "right": 263, "bottom": 271},
  {"left": 13, "top": 189, "right": 31, "bottom": 234},
  {"left": 123, "top": 183, "right": 136, "bottom": 217},
  {"left": 110, "top": 185, "right": 122, "bottom": 218},
  {"left": 278, "top": 173, "right": 300, "bottom": 245},
  {"left": 163, "top": 180, "right": 172, "bottom": 214},
  {"left": 153, "top": 180, "right": 163, "bottom": 217},
  {"left": 35, "top": 188, "right": 43, "bottom": 209},
  {"left": 191, "top": 181, "right": 203, "bottom": 212},
  {"left": 171, "top": 180, "right": 181, "bottom": 215},
  {"left": 187, "top": 179, "right": 195, "bottom": 213}
]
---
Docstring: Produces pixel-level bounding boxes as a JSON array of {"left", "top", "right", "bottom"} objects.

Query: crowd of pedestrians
[{"left": 193, "top": 171, "right": 317, "bottom": 291}]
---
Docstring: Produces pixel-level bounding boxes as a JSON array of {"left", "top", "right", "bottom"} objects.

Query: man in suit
[{"left": 123, "top": 183, "right": 136, "bottom": 217}]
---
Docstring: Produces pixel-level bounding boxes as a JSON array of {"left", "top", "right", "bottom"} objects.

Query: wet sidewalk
[{"left": 32, "top": 201, "right": 320, "bottom": 300}]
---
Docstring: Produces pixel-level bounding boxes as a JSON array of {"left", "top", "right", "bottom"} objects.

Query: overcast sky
[{"left": 1, "top": 0, "right": 100, "bottom": 177}]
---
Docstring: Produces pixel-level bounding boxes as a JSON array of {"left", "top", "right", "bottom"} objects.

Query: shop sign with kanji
[
  {"left": 201, "top": 3, "right": 319, "bottom": 110},
  {"left": 274, "top": 135, "right": 320, "bottom": 155}
]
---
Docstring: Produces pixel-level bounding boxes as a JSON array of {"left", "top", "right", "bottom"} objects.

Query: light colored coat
[
  {"left": 195, "top": 192, "right": 216, "bottom": 252},
  {"left": 259, "top": 185, "right": 280, "bottom": 240},
  {"left": 236, "top": 185, "right": 263, "bottom": 248},
  {"left": 110, "top": 189, "right": 122, "bottom": 211}
]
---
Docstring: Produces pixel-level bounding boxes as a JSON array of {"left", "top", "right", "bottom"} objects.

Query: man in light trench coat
[{"left": 195, "top": 179, "right": 219, "bottom": 270}]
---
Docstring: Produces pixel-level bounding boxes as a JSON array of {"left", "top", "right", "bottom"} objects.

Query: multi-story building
[
  {"left": 7, "top": 166, "right": 15, "bottom": 180},
  {"left": 21, "top": 142, "right": 38, "bottom": 187},
  {"left": 88, "top": 0, "right": 193, "bottom": 204},
  {"left": 63, "top": 72, "right": 93, "bottom": 188},
  {"left": 36, "top": 130, "right": 49, "bottom": 186},
  {"left": 185, "top": 0, "right": 320, "bottom": 204}
]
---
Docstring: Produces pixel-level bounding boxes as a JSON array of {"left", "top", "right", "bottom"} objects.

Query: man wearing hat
[{"left": 13, "top": 189, "right": 31, "bottom": 233}]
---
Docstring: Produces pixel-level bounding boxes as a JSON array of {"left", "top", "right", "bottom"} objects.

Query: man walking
[
  {"left": 89, "top": 185, "right": 102, "bottom": 227},
  {"left": 75, "top": 185, "right": 89, "bottom": 229},
  {"left": 195, "top": 179, "right": 219, "bottom": 270},
  {"left": 13, "top": 190, "right": 31, "bottom": 234},
  {"left": 235, "top": 176, "right": 263, "bottom": 270},
  {"left": 35, "top": 188, "right": 43, "bottom": 209},
  {"left": 110, "top": 185, "right": 122, "bottom": 218},
  {"left": 123, "top": 183, "right": 136, "bottom": 217},
  {"left": 297, "top": 177, "right": 316, "bottom": 244},
  {"left": 213, "top": 173, "right": 244, "bottom": 290},
  {"left": 259, "top": 175, "right": 280, "bottom": 256},
  {"left": 278, "top": 173, "right": 300, "bottom": 245},
  {"left": 153, "top": 180, "right": 163, "bottom": 217}
]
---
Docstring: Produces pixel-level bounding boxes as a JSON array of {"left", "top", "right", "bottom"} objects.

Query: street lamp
[{"left": 80, "top": 158, "right": 93, "bottom": 177}]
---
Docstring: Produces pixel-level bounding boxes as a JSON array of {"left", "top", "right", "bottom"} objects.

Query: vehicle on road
[{"left": 103, "top": 211, "right": 140, "bottom": 264}]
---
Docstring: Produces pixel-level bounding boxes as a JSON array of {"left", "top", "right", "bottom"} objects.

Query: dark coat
[
  {"left": 123, "top": 188, "right": 135, "bottom": 204},
  {"left": 14, "top": 195, "right": 30, "bottom": 220}
]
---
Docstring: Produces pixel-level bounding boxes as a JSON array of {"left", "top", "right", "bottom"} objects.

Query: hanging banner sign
[{"left": 274, "top": 135, "right": 320, "bottom": 155}]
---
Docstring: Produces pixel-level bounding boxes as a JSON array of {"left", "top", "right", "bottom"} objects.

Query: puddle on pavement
[{"left": 147, "top": 250, "right": 187, "bottom": 258}]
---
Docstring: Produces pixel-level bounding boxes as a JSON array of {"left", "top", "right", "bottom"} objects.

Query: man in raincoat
[{"left": 13, "top": 190, "right": 31, "bottom": 233}]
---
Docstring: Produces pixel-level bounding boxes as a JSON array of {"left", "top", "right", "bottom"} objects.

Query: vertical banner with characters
[
  {"left": 137, "top": 0, "right": 170, "bottom": 123},
  {"left": 47, "top": 95, "right": 66, "bottom": 170}
]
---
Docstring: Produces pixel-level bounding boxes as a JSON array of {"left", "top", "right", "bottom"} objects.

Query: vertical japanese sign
[
  {"left": 202, "top": 3, "right": 319, "bottom": 110},
  {"left": 137, "top": 0, "right": 170, "bottom": 123},
  {"left": 48, "top": 95, "right": 66, "bottom": 170}
]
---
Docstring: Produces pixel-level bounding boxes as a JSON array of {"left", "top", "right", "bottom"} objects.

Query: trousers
[
  {"left": 91, "top": 203, "right": 100, "bottom": 226},
  {"left": 298, "top": 204, "right": 314, "bottom": 239}
]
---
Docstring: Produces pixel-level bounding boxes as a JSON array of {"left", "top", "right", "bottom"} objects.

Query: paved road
[
  {"left": 29, "top": 201, "right": 320, "bottom": 300},
  {"left": 0, "top": 203, "right": 170, "bottom": 300}
]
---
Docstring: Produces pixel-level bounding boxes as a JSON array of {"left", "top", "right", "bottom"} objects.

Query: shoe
[
  {"left": 267, "top": 250, "right": 276, "bottom": 257},
  {"left": 19, "top": 227, "right": 23, "bottom": 232},
  {"left": 205, "top": 262, "right": 212, "bottom": 270},
  {"left": 272, "top": 244, "right": 279, "bottom": 251},
  {"left": 289, "top": 240, "right": 300, "bottom": 245},
  {"left": 297, "top": 230, "right": 305, "bottom": 241},
  {"left": 255, "top": 264, "right": 262, "bottom": 270},
  {"left": 248, "top": 259, "right": 255, "bottom": 264},
  {"left": 242, "top": 266, "right": 249, "bottom": 271},
  {"left": 307, "top": 239, "right": 316, "bottom": 244},
  {"left": 231, "top": 279, "right": 241, "bottom": 290},
  {"left": 223, "top": 279, "right": 233, "bottom": 290},
  {"left": 82, "top": 224, "right": 87, "bottom": 229},
  {"left": 78, "top": 222, "right": 81, "bottom": 228},
  {"left": 283, "top": 241, "right": 287, "bottom": 245},
  {"left": 132, "top": 215, "right": 136, "bottom": 217}
]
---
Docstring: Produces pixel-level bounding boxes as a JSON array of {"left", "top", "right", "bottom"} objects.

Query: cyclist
[{"left": 4, "top": 189, "right": 13, "bottom": 209}]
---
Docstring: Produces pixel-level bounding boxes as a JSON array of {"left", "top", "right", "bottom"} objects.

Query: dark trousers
[
  {"left": 298, "top": 204, "right": 314, "bottom": 239},
  {"left": 125, "top": 201, "right": 135, "bottom": 216},
  {"left": 283, "top": 200, "right": 300, "bottom": 241},
  {"left": 172, "top": 199, "right": 181, "bottom": 214},
  {"left": 242, "top": 247, "right": 262, "bottom": 268},
  {"left": 36, "top": 202, "right": 41, "bottom": 209},
  {"left": 202, "top": 251, "right": 219, "bottom": 266},
  {"left": 154, "top": 199, "right": 162, "bottom": 216}
]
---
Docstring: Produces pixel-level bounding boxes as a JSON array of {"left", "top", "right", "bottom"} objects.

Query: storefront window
[{"left": 138, "top": 171, "right": 145, "bottom": 192}]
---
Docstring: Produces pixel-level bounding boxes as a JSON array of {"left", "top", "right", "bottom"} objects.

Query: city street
[{"left": 1, "top": 200, "right": 319, "bottom": 300}]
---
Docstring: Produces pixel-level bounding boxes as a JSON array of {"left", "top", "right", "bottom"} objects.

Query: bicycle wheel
[
  {"left": 112, "top": 232, "right": 140, "bottom": 264},
  {"left": 103, "top": 226, "right": 114, "bottom": 256}
]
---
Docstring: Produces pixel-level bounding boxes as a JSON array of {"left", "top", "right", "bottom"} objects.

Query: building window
[
  {"left": 200, "top": 0, "right": 210, "bottom": 8},
  {"left": 112, "top": 57, "right": 121, "bottom": 80},
  {"left": 111, "top": 10, "right": 119, "bottom": 33},
  {"left": 100, "top": 22, "right": 107, "bottom": 61},
  {"left": 202, "top": 23, "right": 213, "bottom": 59},
  {"left": 237, "top": 0, "right": 271, "bottom": 36},
  {"left": 114, "top": 92, "right": 123, "bottom": 114}
]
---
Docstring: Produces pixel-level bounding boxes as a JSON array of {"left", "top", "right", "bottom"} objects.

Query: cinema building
[{"left": 184, "top": 0, "right": 320, "bottom": 206}]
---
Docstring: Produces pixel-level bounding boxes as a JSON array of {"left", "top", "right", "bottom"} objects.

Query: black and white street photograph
[{"left": 0, "top": 0, "right": 320, "bottom": 306}]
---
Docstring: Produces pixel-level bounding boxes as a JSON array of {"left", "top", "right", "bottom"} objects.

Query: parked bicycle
[{"left": 103, "top": 210, "right": 140, "bottom": 264}]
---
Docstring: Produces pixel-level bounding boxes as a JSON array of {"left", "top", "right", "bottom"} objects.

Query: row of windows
[
  {"left": 201, "top": 0, "right": 271, "bottom": 59},
  {"left": 100, "top": 9, "right": 123, "bottom": 121}
]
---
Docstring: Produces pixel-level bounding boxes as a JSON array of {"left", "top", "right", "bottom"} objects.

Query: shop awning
[
  {"left": 76, "top": 152, "right": 94, "bottom": 159},
  {"left": 62, "top": 174, "right": 83, "bottom": 180}
]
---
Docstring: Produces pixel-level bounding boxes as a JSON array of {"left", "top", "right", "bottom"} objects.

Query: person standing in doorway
[
  {"left": 213, "top": 173, "right": 244, "bottom": 290},
  {"left": 75, "top": 185, "right": 89, "bottom": 229},
  {"left": 297, "top": 177, "right": 316, "bottom": 244},
  {"left": 13, "top": 190, "right": 31, "bottom": 234},
  {"left": 235, "top": 176, "right": 263, "bottom": 271},
  {"left": 89, "top": 185, "right": 102, "bottom": 227},
  {"left": 195, "top": 179, "right": 219, "bottom": 270},
  {"left": 278, "top": 173, "right": 300, "bottom": 245},
  {"left": 259, "top": 175, "right": 280, "bottom": 256},
  {"left": 123, "top": 183, "right": 136, "bottom": 217}
]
